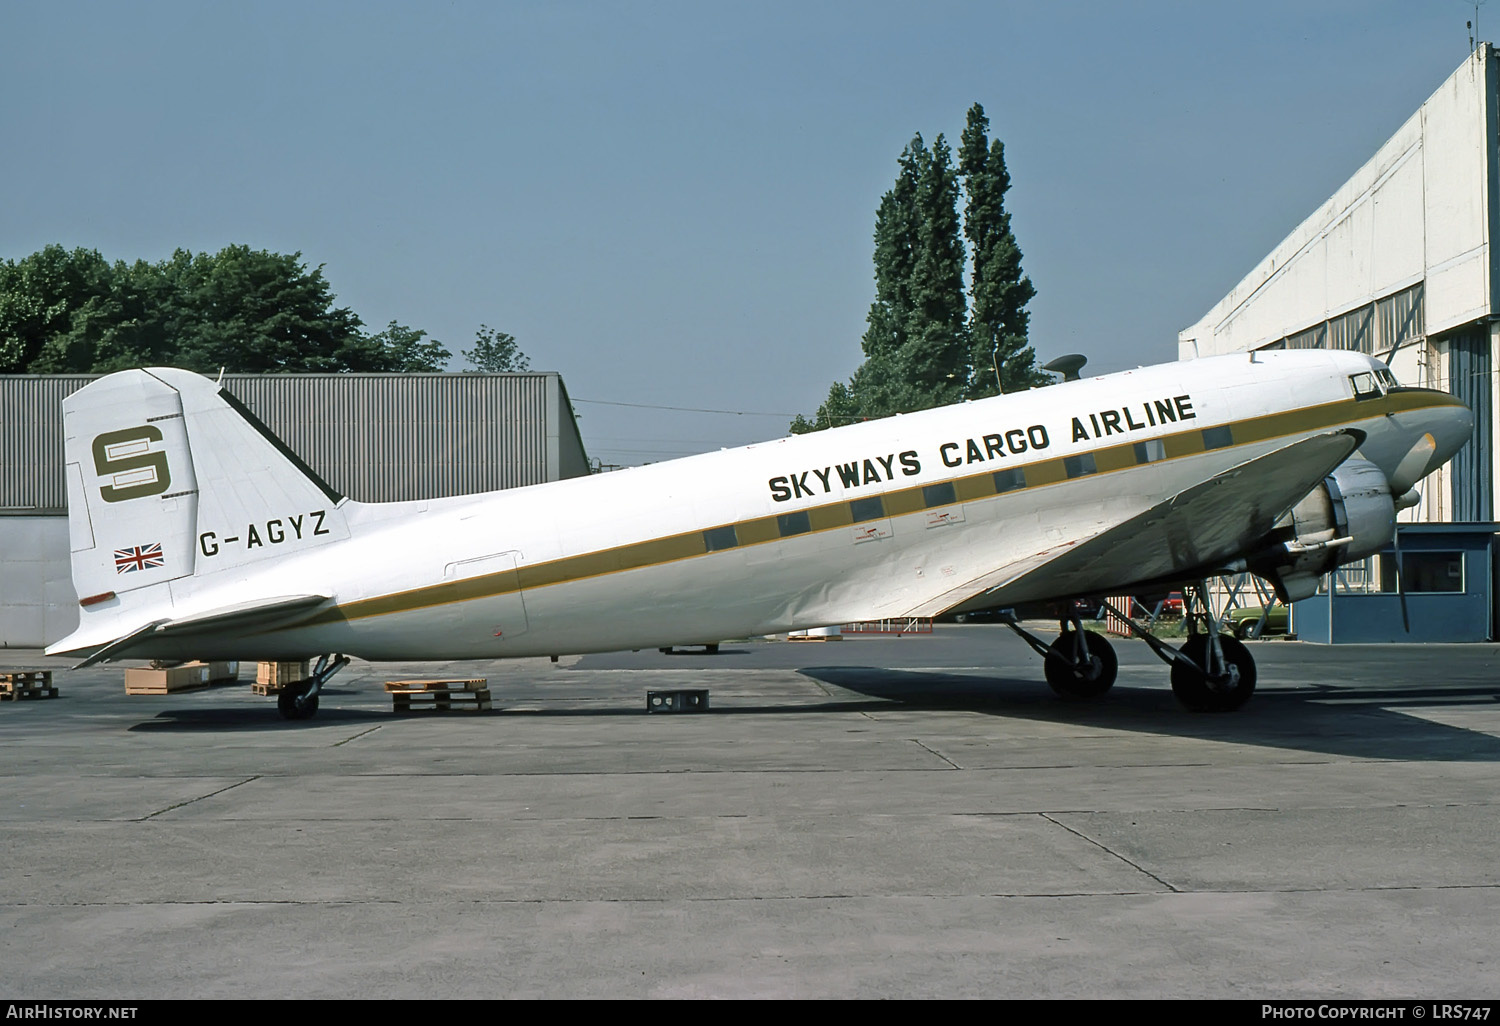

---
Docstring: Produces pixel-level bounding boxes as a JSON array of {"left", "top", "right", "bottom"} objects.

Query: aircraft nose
[
  {"left": 1390, "top": 401, "right": 1476, "bottom": 494},
  {"left": 1432, "top": 401, "right": 1477, "bottom": 464}
]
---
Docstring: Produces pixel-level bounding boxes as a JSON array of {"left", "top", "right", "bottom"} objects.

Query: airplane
[{"left": 46, "top": 348, "right": 1473, "bottom": 718}]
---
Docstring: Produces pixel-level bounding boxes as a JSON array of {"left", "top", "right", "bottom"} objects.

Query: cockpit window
[
  {"left": 1350, "top": 367, "right": 1400, "bottom": 399},
  {"left": 1350, "top": 372, "right": 1383, "bottom": 400}
]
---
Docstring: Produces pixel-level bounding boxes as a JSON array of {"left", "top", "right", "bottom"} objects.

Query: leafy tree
[
  {"left": 0, "top": 244, "right": 451, "bottom": 374},
  {"left": 959, "top": 103, "right": 1045, "bottom": 397},
  {"left": 165, "top": 246, "right": 367, "bottom": 373},
  {"left": 794, "top": 105, "right": 1046, "bottom": 432},
  {"left": 0, "top": 245, "right": 113, "bottom": 373},
  {"left": 337, "top": 320, "right": 450, "bottom": 372},
  {"left": 790, "top": 380, "right": 859, "bottom": 433},
  {"left": 462, "top": 325, "right": 530, "bottom": 372}
]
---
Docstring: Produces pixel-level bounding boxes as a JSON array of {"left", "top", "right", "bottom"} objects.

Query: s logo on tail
[{"left": 92, "top": 426, "right": 172, "bottom": 502}]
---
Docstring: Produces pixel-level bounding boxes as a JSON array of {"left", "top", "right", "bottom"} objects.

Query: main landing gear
[
  {"left": 1169, "top": 633, "right": 1256, "bottom": 712},
  {"left": 1004, "top": 608, "right": 1119, "bottom": 700},
  {"left": 276, "top": 653, "right": 350, "bottom": 721},
  {"left": 1006, "top": 581, "right": 1258, "bottom": 712}
]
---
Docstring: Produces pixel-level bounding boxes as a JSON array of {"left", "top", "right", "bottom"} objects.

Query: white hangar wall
[
  {"left": 1180, "top": 44, "right": 1500, "bottom": 525},
  {"left": 1180, "top": 45, "right": 1495, "bottom": 357}
]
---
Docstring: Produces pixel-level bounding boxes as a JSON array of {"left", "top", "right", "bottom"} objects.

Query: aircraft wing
[
  {"left": 910, "top": 429, "right": 1362, "bottom": 617},
  {"left": 67, "top": 594, "right": 333, "bottom": 668}
]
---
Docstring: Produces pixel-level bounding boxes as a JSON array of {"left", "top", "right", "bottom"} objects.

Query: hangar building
[
  {"left": 1179, "top": 44, "right": 1500, "bottom": 639},
  {"left": 0, "top": 372, "right": 590, "bottom": 648}
]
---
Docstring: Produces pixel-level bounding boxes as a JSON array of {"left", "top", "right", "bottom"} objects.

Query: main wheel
[
  {"left": 1044, "top": 630, "right": 1118, "bottom": 700},
  {"left": 277, "top": 682, "right": 319, "bottom": 721},
  {"left": 1171, "top": 634, "right": 1256, "bottom": 712}
]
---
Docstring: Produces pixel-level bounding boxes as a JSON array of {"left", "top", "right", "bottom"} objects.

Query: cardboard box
[
  {"left": 256, "top": 661, "right": 309, "bottom": 687},
  {"left": 124, "top": 661, "right": 238, "bottom": 695}
]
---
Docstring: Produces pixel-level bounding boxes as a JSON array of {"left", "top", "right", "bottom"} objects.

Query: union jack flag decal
[{"left": 114, "top": 543, "right": 165, "bottom": 574}]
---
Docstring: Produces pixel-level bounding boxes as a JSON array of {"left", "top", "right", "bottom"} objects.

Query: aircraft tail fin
[{"left": 54, "top": 368, "right": 350, "bottom": 650}]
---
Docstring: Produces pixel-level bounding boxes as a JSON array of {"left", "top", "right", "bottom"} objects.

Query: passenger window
[
  {"left": 703, "top": 526, "right": 738, "bottom": 552},
  {"left": 776, "top": 511, "right": 811, "bottom": 537},
  {"left": 849, "top": 496, "right": 885, "bottom": 523},
  {"left": 1063, "top": 453, "right": 1097, "bottom": 479},
  {"left": 1133, "top": 440, "right": 1166, "bottom": 464},
  {"left": 1201, "top": 426, "right": 1233, "bottom": 450},
  {"left": 993, "top": 468, "right": 1025, "bottom": 493},
  {"left": 922, "top": 482, "right": 957, "bottom": 508}
]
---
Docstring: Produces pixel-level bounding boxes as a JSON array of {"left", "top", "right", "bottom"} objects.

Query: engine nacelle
[{"left": 1249, "top": 458, "right": 1395, "bottom": 603}]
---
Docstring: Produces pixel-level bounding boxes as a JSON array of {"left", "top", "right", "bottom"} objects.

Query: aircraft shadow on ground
[
  {"left": 127, "top": 703, "right": 390, "bottom": 732},
  {"left": 797, "top": 665, "right": 1500, "bottom": 763},
  {"left": 118, "top": 667, "right": 1500, "bottom": 761}
]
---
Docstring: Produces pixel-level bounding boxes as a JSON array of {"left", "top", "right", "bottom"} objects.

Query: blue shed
[{"left": 1292, "top": 523, "right": 1498, "bottom": 643}]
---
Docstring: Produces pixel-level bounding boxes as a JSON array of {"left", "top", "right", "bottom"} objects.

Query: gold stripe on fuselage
[{"left": 299, "top": 388, "right": 1463, "bottom": 628}]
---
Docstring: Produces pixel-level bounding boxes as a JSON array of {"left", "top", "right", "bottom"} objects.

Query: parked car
[
  {"left": 1132, "top": 591, "right": 1183, "bottom": 619},
  {"left": 1225, "top": 603, "right": 1289, "bottom": 638},
  {"left": 1068, "top": 598, "right": 1104, "bottom": 620}
]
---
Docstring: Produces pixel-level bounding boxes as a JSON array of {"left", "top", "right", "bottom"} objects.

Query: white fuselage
[{"left": 84, "top": 349, "right": 1473, "bottom": 662}]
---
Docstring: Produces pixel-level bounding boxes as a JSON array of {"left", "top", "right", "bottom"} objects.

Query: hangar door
[{"left": 1449, "top": 329, "right": 1492, "bottom": 521}]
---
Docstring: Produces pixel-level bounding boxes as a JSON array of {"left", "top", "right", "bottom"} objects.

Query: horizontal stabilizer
[{"left": 67, "top": 594, "right": 332, "bottom": 668}]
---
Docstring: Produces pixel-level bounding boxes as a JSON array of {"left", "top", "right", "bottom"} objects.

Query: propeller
[
  {"left": 1385, "top": 434, "right": 1434, "bottom": 635},
  {"left": 1392, "top": 528, "right": 1410, "bottom": 634},
  {"left": 1390, "top": 432, "right": 1437, "bottom": 495}
]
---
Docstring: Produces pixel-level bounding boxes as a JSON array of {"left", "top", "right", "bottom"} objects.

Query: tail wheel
[
  {"left": 1171, "top": 634, "right": 1256, "bottom": 712},
  {"left": 1045, "top": 630, "right": 1118, "bottom": 700}
]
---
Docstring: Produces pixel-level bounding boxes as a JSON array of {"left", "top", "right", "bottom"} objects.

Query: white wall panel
[
  {"left": 0, "top": 516, "right": 73, "bottom": 648},
  {"left": 1427, "top": 250, "right": 1491, "bottom": 334},
  {"left": 1370, "top": 153, "right": 1426, "bottom": 289},
  {"left": 1181, "top": 47, "right": 1494, "bottom": 358}
]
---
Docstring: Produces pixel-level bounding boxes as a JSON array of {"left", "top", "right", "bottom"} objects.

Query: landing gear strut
[
  {"left": 1005, "top": 610, "right": 1119, "bottom": 700},
  {"left": 276, "top": 653, "right": 350, "bottom": 721},
  {"left": 1099, "top": 581, "right": 1258, "bottom": 712}
]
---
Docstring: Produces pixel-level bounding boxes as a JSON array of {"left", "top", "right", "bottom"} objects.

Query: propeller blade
[
  {"left": 1392, "top": 530, "right": 1410, "bottom": 633},
  {"left": 1390, "top": 433, "right": 1437, "bottom": 495}
]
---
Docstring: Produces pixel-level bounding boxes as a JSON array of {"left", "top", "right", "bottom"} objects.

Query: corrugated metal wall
[
  {"left": 1448, "top": 330, "right": 1493, "bottom": 521},
  {"left": 0, "top": 372, "right": 589, "bottom": 511},
  {"left": 0, "top": 375, "right": 94, "bottom": 512}
]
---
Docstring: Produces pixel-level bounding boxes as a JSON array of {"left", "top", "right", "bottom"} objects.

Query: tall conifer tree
[
  {"left": 903, "top": 133, "right": 967, "bottom": 403},
  {"left": 959, "top": 103, "right": 1042, "bottom": 398},
  {"left": 860, "top": 136, "right": 922, "bottom": 365},
  {"left": 794, "top": 106, "right": 1047, "bottom": 433}
]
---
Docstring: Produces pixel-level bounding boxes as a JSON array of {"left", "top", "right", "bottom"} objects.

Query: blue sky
[{"left": 1, "top": 1, "right": 1487, "bottom": 464}]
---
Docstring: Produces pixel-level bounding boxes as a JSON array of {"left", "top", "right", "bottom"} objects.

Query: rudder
[{"left": 62, "top": 368, "right": 350, "bottom": 606}]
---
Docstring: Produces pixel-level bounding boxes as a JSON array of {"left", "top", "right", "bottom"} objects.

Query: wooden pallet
[
  {"left": 0, "top": 671, "right": 58, "bottom": 701},
  {"left": 386, "top": 678, "right": 491, "bottom": 713},
  {"left": 1, "top": 671, "right": 53, "bottom": 689}
]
